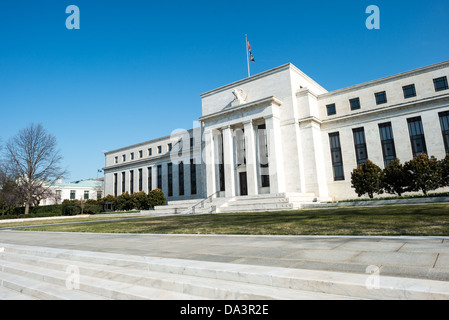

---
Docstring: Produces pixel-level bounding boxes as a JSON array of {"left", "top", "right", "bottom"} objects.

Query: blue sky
[{"left": 1, "top": 0, "right": 448, "bottom": 181}]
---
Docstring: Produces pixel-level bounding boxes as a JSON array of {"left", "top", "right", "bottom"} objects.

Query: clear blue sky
[{"left": 1, "top": 0, "right": 448, "bottom": 181}]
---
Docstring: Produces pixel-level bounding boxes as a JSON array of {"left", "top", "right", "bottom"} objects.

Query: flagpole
[{"left": 245, "top": 34, "right": 250, "bottom": 78}]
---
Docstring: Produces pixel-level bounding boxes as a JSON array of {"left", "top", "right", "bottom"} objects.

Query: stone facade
[{"left": 104, "top": 61, "right": 449, "bottom": 203}]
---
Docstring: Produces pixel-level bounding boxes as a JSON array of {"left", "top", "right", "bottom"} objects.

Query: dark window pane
[
  {"left": 439, "top": 111, "right": 449, "bottom": 154},
  {"left": 326, "top": 103, "right": 336, "bottom": 116},
  {"left": 407, "top": 117, "right": 427, "bottom": 157},
  {"left": 403, "top": 84, "right": 416, "bottom": 98},
  {"left": 434, "top": 76, "right": 449, "bottom": 92},
  {"left": 329, "top": 132, "right": 344, "bottom": 181},
  {"left": 353, "top": 128, "right": 368, "bottom": 167},
  {"left": 375, "top": 91, "right": 387, "bottom": 105},
  {"left": 350, "top": 98, "right": 361, "bottom": 111}
]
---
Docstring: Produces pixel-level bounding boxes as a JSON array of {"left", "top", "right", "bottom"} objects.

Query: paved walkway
[{"left": 0, "top": 230, "right": 448, "bottom": 281}]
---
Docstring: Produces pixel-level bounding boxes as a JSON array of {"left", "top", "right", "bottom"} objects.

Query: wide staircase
[
  {"left": 2, "top": 243, "right": 448, "bottom": 300},
  {"left": 153, "top": 193, "right": 320, "bottom": 216}
]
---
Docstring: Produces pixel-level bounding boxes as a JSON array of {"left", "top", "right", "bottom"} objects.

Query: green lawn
[{"left": 18, "top": 203, "right": 449, "bottom": 236}]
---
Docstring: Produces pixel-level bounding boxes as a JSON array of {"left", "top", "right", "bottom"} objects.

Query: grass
[{"left": 16, "top": 203, "right": 449, "bottom": 236}]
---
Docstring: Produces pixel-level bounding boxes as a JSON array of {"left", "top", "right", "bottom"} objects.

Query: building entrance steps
[{"left": 152, "top": 193, "right": 320, "bottom": 215}]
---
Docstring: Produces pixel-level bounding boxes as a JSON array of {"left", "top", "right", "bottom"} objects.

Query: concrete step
[
  {"left": 0, "top": 285, "right": 37, "bottom": 300},
  {"left": 2, "top": 243, "right": 449, "bottom": 300},
  {"left": 0, "top": 243, "right": 356, "bottom": 300},
  {"left": 0, "top": 251, "right": 351, "bottom": 300},
  {"left": 220, "top": 202, "right": 294, "bottom": 213}
]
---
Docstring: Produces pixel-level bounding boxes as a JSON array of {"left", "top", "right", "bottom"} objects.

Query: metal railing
[{"left": 186, "top": 191, "right": 220, "bottom": 215}]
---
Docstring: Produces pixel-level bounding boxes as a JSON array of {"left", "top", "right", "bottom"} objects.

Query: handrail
[{"left": 185, "top": 191, "right": 221, "bottom": 214}]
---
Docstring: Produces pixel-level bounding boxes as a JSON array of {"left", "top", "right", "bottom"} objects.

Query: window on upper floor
[
  {"left": 122, "top": 154, "right": 126, "bottom": 162},
  {"left": 407, "top": 116, "right": 427, "bottom": 157},
  {"left": 349, "top": 98, "right": 361, "bottom": 111},
  {"left": 353, "top": 127, "right": 368, "bottom": 167},
  {"left": 130, "top": 152, "right": 134, "bottom": 160},
  {"left": 403, "top": 84, "right": 416, "bottom": 99},
  {"left": 375, "top": 91, "right": 387, "bottom": 105},
  {"left": 434, "top": 76, "right": 448, "bottom": 92},
  {"left": 168, "top": 143, "right": 172, "bottom": 152},
  {"left": 378, "top": 122, "right": 397, "bottom": 167},
  {"left": 139, "top": 150, "right": 143, "bottom": 158},
  {"left": 439, "top": 111, "right": 449, "bottom": 154},
  {"left": 329, "top": 132, "right": 344, "bottom": 181},
  {"left": 114, "top": 156, "right": 118, "bottom": 164},
  {"left": 158, "top": 145, "right": 162, "bottom": 154},
  {"left": 326, "top": 103, "right": 336, "bottom": 116},
  {"left": 148, "top": 148, "right": 152, "bottom": 156}
]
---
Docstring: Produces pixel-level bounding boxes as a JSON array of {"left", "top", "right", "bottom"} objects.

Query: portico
[{"left": 200, "top": 96, "right": 285, "bottom": 199}]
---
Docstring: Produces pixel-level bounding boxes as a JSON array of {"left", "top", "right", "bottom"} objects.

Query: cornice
[
  {"left": 199, "top": 96, "right": 282, "bottom": 122},
  {"left": 318, "top": 60, "right": 449, "bottom": 99}
]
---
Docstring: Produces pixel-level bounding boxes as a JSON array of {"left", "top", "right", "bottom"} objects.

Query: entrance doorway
[{"left": 239, "top": 172, "right": 248, "bottom": 196}]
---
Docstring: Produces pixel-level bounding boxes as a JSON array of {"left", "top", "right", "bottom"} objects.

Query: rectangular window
[
  {"left": 326, "top": 103, "right": 336, "bottom": 116},
  {"left": 56, "top": 190, "right": 62, "bottom": 200},
  {"left": 114, "top": 156, "right": 118, "bottom": 164},
  {"left": 130, "top": 152, "right": 134, "bottom": 160},
  {"left": 122, "top": 154, "right": 126, "bottom": 162},
  {"left": 439, "top": 111, "right": 449, "bottom": 154},
  {"left": 84, "top": 190, "right": 89, "bottom": 200},
  {"left": 179, "top": 161, "right": 184, "bottom": 196},
  {"left": 167, "top": 163, "right": 173, "bottom": 197},
  {"left": 157, "top": 165, "right": 162, "bottom": 190},
  {"left": 138, "top": 168, "right": 143, "bottom": 192},
  {"left": 375, "top": 91, "right": 387, "bottom": 105},
  {"left": 158, "top": 146, "right": 162, "bottom": 154},
  {"left": 148, "top": 148, "right": 152, "bottom": 156},
  {"left": 168, "top": 143, "right": 172, "bottom": 152},
  {"left": 190, "top": 158, "right": 197, "bottom": 195},
  {"left": 148, "top": 167, "right": 152, "bottom": 192},
  {"left": 190, "top": 137, "right": 194, "bottom": 148},
  {"left": 130, "top": 170, "right": 134, "bottom": 194},
  {"left": 407, "top": 116, "right": 427, "bottom": 157},
  {"left": 349, "top": 98, "right": 361, "bottom": 111},
  {"left": 139, "top": 150, "right": 143, "bottom": 158},
  {"left": 378, "top": 122, "right": 397, "bottom": 167},
  {"left": 114, "top": 173, "right": 118, "bottom": 197},
  {"left": 122, "top": 172, "right": 126, "bottom": 193},
  {"left": 353, "top": 127, "right": 368, "bottom": 167},
  {"left": 329, "top": 133, "right": 344, "bottom": 181},
  {"left": 434, "top": 76, "right": 449, "bottom": 92},
  {"left": 403, "top": 84, "right": 416, "bottom": 98},
  {"left": 97, "top": 191, "right": 102, "bottom": 200},
  {"left": 258, "top": 124, "right": 270, "bottom": 187},
  {"left": 70, "top": 190, "right": 76, "bottom": 200}
]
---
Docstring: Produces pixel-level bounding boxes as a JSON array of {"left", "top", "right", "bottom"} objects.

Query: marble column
[
  {"left": 204, "top": 129, "right": 217, "bottom": 197},
  {"left": 222, "top": 125, "right": 236, "bottom": 197},
  {"left": 243, "top": 120, "right": 259, "bottom": 195}
]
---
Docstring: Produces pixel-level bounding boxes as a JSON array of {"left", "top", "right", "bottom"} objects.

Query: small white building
[
  {"left": 40, "top": 179, "right": 104, "bottom": 206},
  {"left": 103, "top": 60, "right": 449, "bottom": 210}
]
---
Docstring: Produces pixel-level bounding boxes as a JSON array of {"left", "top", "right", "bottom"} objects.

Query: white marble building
[{"left": 104, "top": 60, "right": 449, "bottom": 208}]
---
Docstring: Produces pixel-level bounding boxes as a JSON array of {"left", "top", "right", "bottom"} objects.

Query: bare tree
[{"left": 4, "top": 123, "right": 67, "bottom": 214}]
